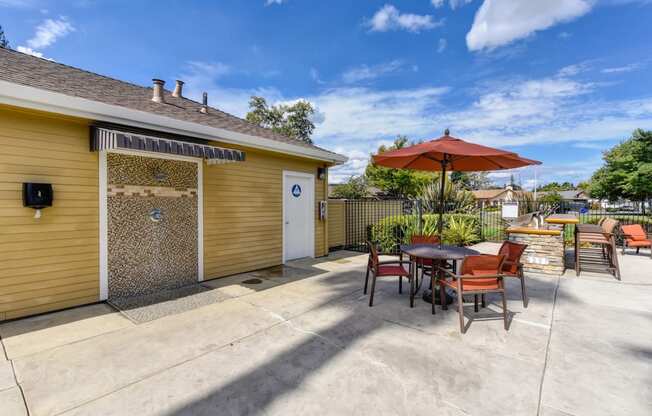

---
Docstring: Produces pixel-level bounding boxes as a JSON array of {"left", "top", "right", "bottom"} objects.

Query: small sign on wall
[{"left": 502, "top": 201, "right": 519, "bottom": 218}]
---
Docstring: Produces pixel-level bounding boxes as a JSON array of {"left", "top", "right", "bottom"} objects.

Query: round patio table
[{"left": 400, "top": 244, "right": 480, "bottom": 305}]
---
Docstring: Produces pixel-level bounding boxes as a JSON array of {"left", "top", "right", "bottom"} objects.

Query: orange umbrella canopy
[{"left": 372, "top": 132, "right": 541, "bottom": 172}]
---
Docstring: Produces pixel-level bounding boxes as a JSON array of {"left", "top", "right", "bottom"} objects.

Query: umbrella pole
[{"left": 438, "top": 157, "right": 447, "bottom": 248}]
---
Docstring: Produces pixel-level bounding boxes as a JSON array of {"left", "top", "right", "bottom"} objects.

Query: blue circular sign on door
[{"left": 291, "top": 184, "right": 302, "bottom": 198}]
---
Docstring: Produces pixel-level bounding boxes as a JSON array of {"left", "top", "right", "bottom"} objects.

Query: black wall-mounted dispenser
[{"left": 23, "top": 183, "right": 53, "bottom": 218}]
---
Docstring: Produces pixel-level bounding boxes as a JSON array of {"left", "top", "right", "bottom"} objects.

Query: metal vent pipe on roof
[
  {"left": 172, "top": 80, "right": 184, "bottom": 98},
  {"left": 200, "top": 92, "right": 208, "bottom": 114},
  {"left": 152, "top": 79, "right": 165, "bottom": 103}
]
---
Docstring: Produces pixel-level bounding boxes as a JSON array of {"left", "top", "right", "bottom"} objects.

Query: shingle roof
[{"left": 0, "top": 47, "right": 339, "bottom": 158}]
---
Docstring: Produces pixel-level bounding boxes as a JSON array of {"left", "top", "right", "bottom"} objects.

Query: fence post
[
  {"left": 416, "top": 199, "right": 423, "bottom": 234},
  {"left": 480, "top": 201, "right": 485, "bottom": 241}
]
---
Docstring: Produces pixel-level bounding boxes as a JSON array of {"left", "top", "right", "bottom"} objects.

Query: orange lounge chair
[{"left": 621, "top": 224, "right": 652, "bottom": 258}]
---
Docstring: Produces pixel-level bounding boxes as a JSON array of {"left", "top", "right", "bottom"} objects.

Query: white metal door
[{"left": 283, "top": 171, "right": 315, "bottom": 262}]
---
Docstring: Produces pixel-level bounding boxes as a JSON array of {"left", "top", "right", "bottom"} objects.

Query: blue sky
[{"left": 2, "top": 0, "right": 652, "bottom": 187}]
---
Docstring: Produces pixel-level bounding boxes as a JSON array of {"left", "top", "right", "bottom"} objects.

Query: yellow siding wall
[
  {"left": 328, "top": 199, "right": 346, "bottom": 248},
  {"left": 203, "top": 147, "right": 328, "bottom": 279},
  {"left": 0, "top": 105, "right": 331, "bottom": 320},
  {"left": 0, "top": 106, "right": 99, "bottom": 321}
]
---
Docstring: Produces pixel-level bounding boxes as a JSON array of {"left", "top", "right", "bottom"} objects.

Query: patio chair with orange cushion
[
  {"left": 365, "top": 241, "right": 413, "bottom": 307},
  {"left": 407, "top": 234, "right": 440, "bottom": 278},
  {"left": 436, "top": 254, "right": 507, "bottom": 333},
  {"left": 621, "top": 224, "right": 652, "bottom": 258},
  {"left": 499, "top": 241, "right": 528, "bottom": 307}
]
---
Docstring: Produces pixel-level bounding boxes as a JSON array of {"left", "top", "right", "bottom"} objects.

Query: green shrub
[{"left": 370, "top": 213, "right": 480, "bottom": 253}]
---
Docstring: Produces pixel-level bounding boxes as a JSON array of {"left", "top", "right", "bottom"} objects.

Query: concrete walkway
[{"left": 1, "top": 246, "right": 650, "bottom": 416}]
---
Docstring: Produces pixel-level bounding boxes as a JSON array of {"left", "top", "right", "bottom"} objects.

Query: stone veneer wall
[
  {"left": 107, "top": 153, "right": 198, "bottom": 298},
  {"left": 508, "top": 231, "right": 564, "bottom": 276}
]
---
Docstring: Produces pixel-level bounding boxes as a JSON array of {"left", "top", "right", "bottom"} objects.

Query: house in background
[
  {"left": 471, "top": 186, "right": 530, "bottom": 206},
  {"left": 0, "top": 48, "right": 346, "bottom": 321},
  {"left": 538, "top": 189, "right": 589, "bottom": 203}
]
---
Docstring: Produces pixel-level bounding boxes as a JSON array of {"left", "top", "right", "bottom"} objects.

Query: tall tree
[
  {"left": 450, "top": 171, "right": 492, "bottom": 190},
  {"left": 365, "top": 135, "right": 436, "bottom": 198},
  {"left": 245, "top": 96, "right": 315, "bottom": 144},
  {"left": 0, "top": 25, "right": 9, "bottom": 48},
  {"left": 589, "top": 129, "right": 652, "bottom": 207}
]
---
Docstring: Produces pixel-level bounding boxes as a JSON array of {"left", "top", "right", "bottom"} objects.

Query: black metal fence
[{"left": 335, "top": 198, "right": 651, "bottom": 253}]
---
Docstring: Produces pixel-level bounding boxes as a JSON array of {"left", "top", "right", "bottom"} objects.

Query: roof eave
[{"left": 0, "top": 80, "right": 347, "bottom": 165}]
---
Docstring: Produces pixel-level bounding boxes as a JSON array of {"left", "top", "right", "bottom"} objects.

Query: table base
[{"left": 421, "top": 288, "right": 454, "bottom": 305}]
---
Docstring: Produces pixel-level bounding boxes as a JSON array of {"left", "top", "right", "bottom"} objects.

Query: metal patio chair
[
  {"left": 365, "top": 241, "right": 413, "bottom": 307},
  {"left": 437, "top": 254, "right": 508, "bottom": 334}
]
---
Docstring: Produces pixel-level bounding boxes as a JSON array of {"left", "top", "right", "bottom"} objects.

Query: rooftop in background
[{"left": 0, "top": 47, "right": 344, "bottom": 164}]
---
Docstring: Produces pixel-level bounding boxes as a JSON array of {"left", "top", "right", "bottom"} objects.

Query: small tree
[
  {"left": 589, "top": 129, "right": 652, "bottom": 212},
  {"left": 539, "top": 191, "right": 563, "bottom": 206},
  {"left": 0, "top": 25, "right": 9, "bottom": 48},
  {"left": 365, "top": 135, "right": 436, "bottom": 199},
  {"left": 245, "top": 96, "right": 315, "bottom": 144},
  {"left": 330, "top": 176, "right": 369, "bottom": 199}
]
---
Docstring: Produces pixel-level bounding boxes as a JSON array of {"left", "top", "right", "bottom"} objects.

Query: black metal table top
[{"left": 400, "top": 244, "right": 480, "bottom": 260}]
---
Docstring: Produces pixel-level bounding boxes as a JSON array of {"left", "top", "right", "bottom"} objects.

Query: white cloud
[
  {"left": 264, "top": 0, "right": 285, "bottom": 5},
  {"left": 341, "top": 60, "right": 405, "bottom": 83},
  {"left": 176, "top": 60, "right": 652, "bottom": 184},
  {"left": 366, "top": 4, "right": 444, "bottom": 33},
  {"left": 432, "top": 0, "right": 474, "bottom": 8},
  {"left": 26, "top": 17, "right": 75, "bottom": 49},
  {"left": 178, "top": 61, "right": 283, "bottom": 117},
  {"left": 437, "top": 38, "right": 447, "bottom": 53},
  {"left": 16, "top": 46, "right": 49, "bottom": 59},
  {"left": 466, "top": 0, "right": 592, "bottom": 51},
  {"left": 0, "top": 0, "right": 33, "bottom": 7},
  {"left": 449, "top": 0, "right": 474, "bottom": 9},
  {"left": 601, "top": 63, "right": 643, "bottom": 74}
]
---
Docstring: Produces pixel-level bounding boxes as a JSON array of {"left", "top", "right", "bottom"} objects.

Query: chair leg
[
  {"left": 364, "top": 266, "right": 370, "bottom": 295},
  {"left": 431, "top": 276, "right": 436, "bottom": 315},
  {"left": 368, "top": 272, "right": 377, "bottom": 307},
  {"left": 501, "top": 290, "right": 508, "bottom": 331},
  {"left": 457, "top": 290, "right": 465, "bottom": 334},
  {"left": 399, "top": 276, "right": 402, "bottom": 294},
  {"left": 575, "top": 231, "right": 580, "bottom": 276},
  {"left": 409, "top": 261, "right": 415, "bottom": 308},
  {"left": 611, "top": 239, "right": 621, "bottom": 280},
  {"left": 474, "top": 294, "right": 479, "bottom": 312},
  {"left": 481, "top": 294, "right": 486, "bottom": 308},
  {"left": 440, "top": 283, "right": 447, "bottom": 311},
  {"left": 520, "top": 272, "right": 528, "bottom": 308},
  {"left": 636, "top": 247, "right": 640, "bottom": 254}
]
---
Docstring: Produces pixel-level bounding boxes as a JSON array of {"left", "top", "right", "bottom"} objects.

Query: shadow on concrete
[{"left": 160, "top": 262, "right": 572, "bottom": 415}]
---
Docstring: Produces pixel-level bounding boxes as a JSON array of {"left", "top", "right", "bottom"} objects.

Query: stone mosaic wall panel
[
  {"left": 108, "top": 152, "right": 197, "bottom": 189},
  {"left": 107, "top": 153, "right": 198, "bottom": 298}
]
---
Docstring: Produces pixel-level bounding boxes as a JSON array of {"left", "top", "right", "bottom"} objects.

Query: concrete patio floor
[{"left": 1, "top": 245, "right": 650, "bottom": 416}]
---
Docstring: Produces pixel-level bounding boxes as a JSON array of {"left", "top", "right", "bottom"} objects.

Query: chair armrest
[
  {"left": 436, "top": 266, "right": 458, "bottom": 279},
  {"left": 378, "top": 260, "right": 411, "bottom": 266},
  {"left": 457, "top": 274, "right": 504, "bottom": 280}
]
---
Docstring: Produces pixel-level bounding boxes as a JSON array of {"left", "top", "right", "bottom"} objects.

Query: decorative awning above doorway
[{"left": 90, "top": 126, "right": 246, "bottom": 164}]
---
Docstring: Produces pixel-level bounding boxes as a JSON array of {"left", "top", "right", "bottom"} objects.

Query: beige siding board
[
  {"left": 328, "top": 199, "right": 346, "bottom": 248},
  {"left": 2, "top": 290, "right": 98, "bottom": 317},
  {"left": 0, "top": 106, "right": 99, "bottom": 320},
  {"left": 203, "top": 146, "right": 328, "bottom": 280},
  {"left": 0, "top": 266, "right": 99, "bottom": 287}
]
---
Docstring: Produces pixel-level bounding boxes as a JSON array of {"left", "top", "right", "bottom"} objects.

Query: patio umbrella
[{"left": 371, "top": 129, "right": 542, "bottom": 244}]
